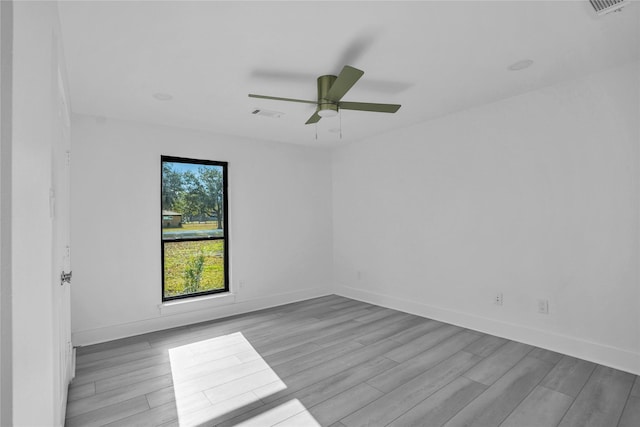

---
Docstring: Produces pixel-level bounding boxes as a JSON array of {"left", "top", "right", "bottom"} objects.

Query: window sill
[{"left": 158, "top": 292, "right": 236, "bottom": 316}]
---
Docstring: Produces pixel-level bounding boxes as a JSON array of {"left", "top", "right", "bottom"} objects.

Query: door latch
[{"left": 61, "top": 271, "right": 72, "bottom": 286}]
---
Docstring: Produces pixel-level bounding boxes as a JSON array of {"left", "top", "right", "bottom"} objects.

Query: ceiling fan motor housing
[
  {"left": 317, "top": 75, "right": 339, "bottom": 117},
  {"left": 248, "top": 65, "right": 400, "bottom": 124}
]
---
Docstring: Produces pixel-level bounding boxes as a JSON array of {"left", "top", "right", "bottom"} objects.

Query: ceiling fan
[{"left": 249, "top": 65, "right": 401, "bottom": 124}]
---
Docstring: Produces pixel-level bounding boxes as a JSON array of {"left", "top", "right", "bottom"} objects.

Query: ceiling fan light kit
[
  {"left": 317, "top": 106, "right": 338, "bottom": 117},
  {"left": 249, "top": 65, "right": 401, "bottom": 127}
]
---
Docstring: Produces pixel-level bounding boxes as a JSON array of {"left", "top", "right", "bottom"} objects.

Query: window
[{"left": 161, "top": 156, "right": 228, "bottom": 301}]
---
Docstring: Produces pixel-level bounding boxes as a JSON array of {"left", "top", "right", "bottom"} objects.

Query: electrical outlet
[
  {"left": 537, "top": 299, "right": 549, "bottom": 314},
  {"left": 495, "top": 292, "right": 503, "bottom": 306},
  {"left": 238, "top": 280, "right": 246, "bottom": 291}
]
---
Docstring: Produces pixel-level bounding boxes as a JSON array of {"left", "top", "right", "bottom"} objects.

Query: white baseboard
[
  {"left": 335, "top": 284, "right": 640, "bottom": 376},
  {"left": 72, "top": 287, "right": 330, "bottom": 347}
]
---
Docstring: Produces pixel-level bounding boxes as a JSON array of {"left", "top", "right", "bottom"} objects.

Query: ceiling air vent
[
  {"left": 589, "top": 0, "right": 629, "bottom": 15},
  {"left": 251, "top": 109, "right": 283, "bottom": 118}
]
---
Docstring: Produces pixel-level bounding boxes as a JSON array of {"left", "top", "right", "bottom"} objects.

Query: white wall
[
  {"left": 71, "top": 116, "right": 333, "bottom": 345},
  {"left": 333, "top": 62, "right": 640, "bottom": 374},
  {"left": 0, "top": 1, "right": 12, "bottom": 425},
  {"left": 11, "top": 1, "right": 70, "bottom": 425}
]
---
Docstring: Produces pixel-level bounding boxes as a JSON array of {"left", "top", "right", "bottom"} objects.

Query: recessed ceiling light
[
  {"left": 507, "top": 59, "right": 534, "bottom": 71},
  {"left": 153, "top": 92, "right": 173, "bottom": 101}
]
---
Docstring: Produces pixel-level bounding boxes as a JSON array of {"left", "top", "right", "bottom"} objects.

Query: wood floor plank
[
  {"left": 174, "top": 331, "right": 251, "bottom": 356},
  {"left": 255, "top": 341, "right": 398, "bottom": 405},
  {"left": 177, "top": 340, "right": 258, "bottom": 367},
  {"left": 214, "top": 396, "right": 303, "bottom": 427},
  {"left": 171, "top": 358, "right": 272, "bottom": 400},
  {"left": 386, "top": 318, "right": 444, "bottom": 344},
  {"left": 72, "top": 353, "right": 169, "bottom": 386},
  {"left": 145, "top": 386, "right": 177, "bottom": 409},
  {"left": 352, "top": 306, "right": 393, "bottom": 323},
  {"left": 177, "top": 390, "right": 265, "bottom": 427},
  {"left": 270, "top": 340, "right": 364, "bottom": 378},
  {"left": 304, "top": 383, "right": 384, "bottom": 427},
  {"left": 275, "top": 295, "right": 344, "bottom": 314},
  {"left": 66, "top": 374, "right": 173, "bottom": 418},
  {"left": 251, "top": 319, "right": 358, "bottom": 356},
  {"left": 541, "top": 355, "right": 596, "bottom": 397},
  {"left": 94, "top": 362, "right": 173, "bottom": 394},
  {"left": 75, "top": 341, "right": 153, "bottom": 366},
  {"left": 384, "top": 324, "right": 462, "bottom": 363},
  {"left": 169, "top": 354, "right": 245, "bottom": 384},
  {"left": 67, "top": 382, "right": 95, "bottom": 402},
  {"left": 462, "top": 341, "right": 533, "bottom": 386},
  {"left": 443, "top": 356, "right": 554, "bottom": 427},
  {"left": 103, "top": 392, "right": 210, "bottom": 427},
  {"left": 618, "top": 396, "right": 640, "bottom": 427},
  {"left": 334, "top": 338, "right": 402, "bottom": 369},
  {"left": 64, "top": 396, "right": 149, "bottom": 427},
  {"left": 307, "top": 306, "right": 379, "bottom": 329},
  {"left": 558, "top": 365, "right": 635, "bottom": 427},
  {"left": 341, "top": 351, "right": 482, "bottom": 427},
  {"left": 102, "top": 401, "right": 179, "bottom": 427},
  {"left": 311, "top": 311, "right": 411, "bottom": 348},
  {"left": 500, "top": 385, "right": 574, "bottom": 427},
  {"left": 329, "top": 306, "right": 385, "bottom": 323},
  {"left": 368, "top": 330, "right": 481, "bottom": 393},
  {"left": 223, "top": 356, "right": 398, "bottom": 426},
  {"left": 239, "top": 317, "right": 321, "bottom": 344},
  {"left": 386, "top": 376, "right": 487, "bottom": 427},
  {"left": 75, "top": 336, "right": 152, "bottom": 357},
  {"left": 220, "top": 399, "right": 311, "bottom": 427},
  {"left": 528, "top": 347, "right": 564, "bottom": 364},
  {"left": 463, "top": 334, "right": 508, "bottom": 358},
  {"left": 149, "top": 315, "right": 281, "bottom": 350},
  {"left": 630, "top": 376, "right": 640, "bottom": 397},
  {"left": 260, "top": 341, "right": 323, "bottom": 366},
  {"left": 354, "top": 315, "right": 428, "bottom": 345},
  {"left": 273, "top": 307, "right": 372, "bottom": 338},
  {"left": 67, "top": 296, "right": 638, "bottom": 427},
  {"left": 269, "top": 356, "right": 397, "bottom": 408},
  {"left": 312, "top": 300, "right": 371, "bottom": 319},
  {"left": 275, "top": 410, "right": 326, "bottom": 426},
  {"left": 203, "top": 368, "right": 283, "bottom": 404},
  {"left": 75, "top": 346, "right": 168, "bottom": 374}
]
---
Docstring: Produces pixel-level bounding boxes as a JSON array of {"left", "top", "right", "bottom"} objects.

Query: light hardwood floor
[{"left": 65, "top": 295, "right": 640, "bottom": 427}]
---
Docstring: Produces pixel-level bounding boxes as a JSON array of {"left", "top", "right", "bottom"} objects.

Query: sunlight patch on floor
[{"left": 168, "top": 332, "right": 319, "bottom": 426}]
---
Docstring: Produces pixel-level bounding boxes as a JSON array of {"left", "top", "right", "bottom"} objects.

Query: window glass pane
[
  {"left": 162, "top": 161, "right": 225, "bottom": 240},
  {"left": 163, "top": 240, "right": 226, "bottom": 299},
  {"left": 161, "top": 156, "right": 228, "bottom": 301}
]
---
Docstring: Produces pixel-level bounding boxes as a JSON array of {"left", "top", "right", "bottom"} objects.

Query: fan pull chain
[
  {"left": 315, "top": 123, "right": 318, "bottom": 140},
  {"left": 339, "top": 110, "right": 342, "bottom": 139}
]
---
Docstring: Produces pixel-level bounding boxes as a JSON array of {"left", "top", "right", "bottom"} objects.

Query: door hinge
[{"left": 60, "top": 271, "right": 72, "bottom": 286}]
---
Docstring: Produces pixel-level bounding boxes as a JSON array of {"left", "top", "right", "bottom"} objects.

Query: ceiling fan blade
[
  {"left": 305, "top": 111, "right": 321, "bottom": 125},
  {"left": 339, "top": 101, "right": 401, "bottom": 113},
  {"left": 325, "top": 66, "right": 364, "bottom": 102},
  {"left": 249, "top": 94, "right": 317, "bottom": 105}
]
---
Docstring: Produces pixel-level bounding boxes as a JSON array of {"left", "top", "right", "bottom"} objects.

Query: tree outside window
[{"left": 161, "top": 156, "right": 229, "bottom": 301}]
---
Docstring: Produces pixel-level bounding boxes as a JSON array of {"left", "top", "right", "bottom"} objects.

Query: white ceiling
[{"left": 57, "top": 0, "right": 640, "bottom": 147}]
